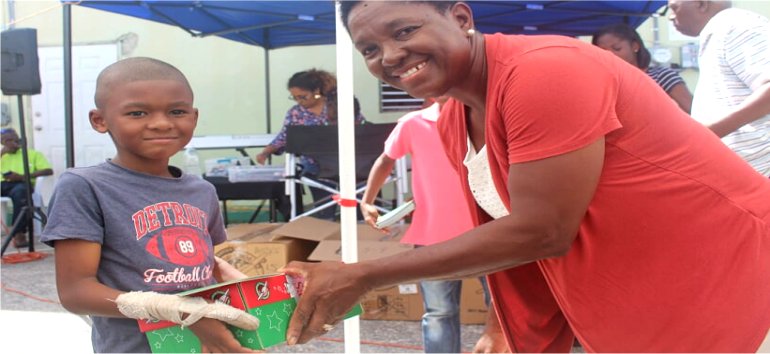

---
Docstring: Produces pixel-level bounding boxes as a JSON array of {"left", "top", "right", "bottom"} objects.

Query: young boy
[{"left": 41, "top": 57, "right": 258, "bottom": 353}]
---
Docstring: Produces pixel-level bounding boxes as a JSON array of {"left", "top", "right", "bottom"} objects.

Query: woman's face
[
  {"left": 288, "top": 87, "right": 322, "bottom": 109},
  {"left": 594, "top": 33, "right": 639, "bottom": 68},
  {"left": 347, "top": 1, "right": 474, "bottom": 99}
]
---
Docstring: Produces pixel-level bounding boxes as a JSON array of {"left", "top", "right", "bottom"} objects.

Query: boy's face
[{"left": 89, "top": 79, "right": 198, "bottom": 173}]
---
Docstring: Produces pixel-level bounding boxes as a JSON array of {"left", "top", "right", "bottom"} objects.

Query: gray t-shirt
[{"left": 41, "top": 161, "right": 227, "bottom": 353}]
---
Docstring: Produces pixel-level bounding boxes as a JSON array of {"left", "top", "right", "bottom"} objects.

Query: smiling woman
[{"left": 280, "top": 1, "right": 770, "bottom": 352}]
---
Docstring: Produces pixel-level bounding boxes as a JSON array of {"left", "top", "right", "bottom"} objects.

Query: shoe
[{"left": 12, "top": 233, "right": 29, "bottom": 248}]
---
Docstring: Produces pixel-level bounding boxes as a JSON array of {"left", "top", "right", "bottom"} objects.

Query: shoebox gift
[{"left": 137, "top": 273, "right": 362, "bottom": 352}]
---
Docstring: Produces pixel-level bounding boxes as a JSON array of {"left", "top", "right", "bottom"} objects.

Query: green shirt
[{"left": 1, "top": 149, "right": 52, "bottom": 185}]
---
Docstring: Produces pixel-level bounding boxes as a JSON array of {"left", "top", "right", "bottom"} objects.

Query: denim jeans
[{"left": 419, "top": 277, "right": 490, "bottom": 353}]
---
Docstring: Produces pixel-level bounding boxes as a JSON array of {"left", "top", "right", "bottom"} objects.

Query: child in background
[
  {"left": 360, "top": 97, "right": 507, "bottom": 353},
  {"left": 41, "top": 57, "right": 258, "bottom": 353}
]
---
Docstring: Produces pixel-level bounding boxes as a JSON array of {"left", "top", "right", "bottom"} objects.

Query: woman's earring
[
  {"left": 466, "top": 28, "right": 476, "bottom": 37},
  {"left": 314, "top": 94, "right": 322, "bottom": 99}
]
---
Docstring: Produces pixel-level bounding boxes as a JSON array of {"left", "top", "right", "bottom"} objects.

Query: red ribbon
[{"left": 332, "top": 194, "right": 358, "bottom": 207}]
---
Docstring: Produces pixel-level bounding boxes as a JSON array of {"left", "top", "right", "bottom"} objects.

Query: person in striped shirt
[
  {"left": 592, "top": 23, "right": 693, "bottom": 113},
  {"left": 669, "top": 0, "right": 770, "bottom": 177}
]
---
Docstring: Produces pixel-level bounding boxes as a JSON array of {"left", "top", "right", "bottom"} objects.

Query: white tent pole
[{"left": 335, "top": 2, "right": 361, "bottom": 353}]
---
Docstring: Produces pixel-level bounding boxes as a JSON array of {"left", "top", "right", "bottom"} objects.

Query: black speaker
[{"left": 1, "top": 28, "right": 41, "bottom": 96}]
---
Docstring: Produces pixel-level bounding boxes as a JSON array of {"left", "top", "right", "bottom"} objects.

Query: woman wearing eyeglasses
[{"left": 256, "top": 69, "right": 367, "bottom": 219}]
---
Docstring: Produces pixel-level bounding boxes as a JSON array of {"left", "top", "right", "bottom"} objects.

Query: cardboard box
[
  {"left": 460, "top": 277, "right": 489, "bottom": 325},
  {"left": 307, "top": 240, "right": 414, "bottom": 262},
  {"left": 139, "top": 273, "right": 299, "bottom": 352},
  {"left": 360, "top": 283, "right": 424, "bottom": 321},
  {"left": 268, "top": 216, "right": 398, "bottom": 242},
  {"left": 216, "top": 224, "right": 316, "bottom": 277}
]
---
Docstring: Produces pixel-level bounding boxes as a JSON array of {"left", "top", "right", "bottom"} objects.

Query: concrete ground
[{"left": 0, "top": 238, "right": 486, "bottom": 353}]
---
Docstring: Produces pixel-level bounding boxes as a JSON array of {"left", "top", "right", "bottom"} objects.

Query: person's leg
[
  {"left": 419, "top": 279, "right": 462, "bottom": 353},
  {"left": 4, "top": 182, "right": 29, "bottom": 231},
  {"left": 4, "top": 182, "right": 30, "bottom": 246}
]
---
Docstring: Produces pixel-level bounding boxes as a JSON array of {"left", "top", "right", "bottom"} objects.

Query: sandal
[{"left": 12, "top": 233, "right": 29, "bottom": 248}]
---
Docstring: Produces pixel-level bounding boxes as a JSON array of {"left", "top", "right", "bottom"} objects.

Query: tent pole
[
  {"left": 263, "top": 29, "right": 271, "bottom": 134},
  {"left": 63, "top": 2, "right": 74, "bottom": 168},
  {"left": 335, "top": 2, "right": 360, "bottom": 353}
]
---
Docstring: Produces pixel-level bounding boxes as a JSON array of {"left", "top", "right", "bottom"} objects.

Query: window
[{"left": 379, "top": 81, "right": 424, "bottom": 112}]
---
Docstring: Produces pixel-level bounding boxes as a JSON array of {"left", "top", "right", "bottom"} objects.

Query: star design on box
[
  {"left": 154, "top": 342, "right": 162, "bottom": 349},
  {"left": 174, "top": 334, "right": 185, "bottom": 343},
  {"left": 234, "top": 329, "right": 243, "bottom": 337},
  {"left": 267, "top": 310, "right": 283, "bottom": 331},
  {"left": 152, "top": 328, "right": 175, "bottom": 342},
  {"left": 283, "top": 302, "right": 293, "bottom": 315},
  {"left": 254, "top": 308, "right": 262, "bottom": 316}
]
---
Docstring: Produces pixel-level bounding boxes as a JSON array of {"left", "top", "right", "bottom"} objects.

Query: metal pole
[
  {"left": 63, "top": 3, "right": 74, "bottom": 168},
  {"left": 263, "top": 30, "right": 272, "bottom": 134},
  {"left": 16, "top": 95, "right": 35, "bottom": 252}
]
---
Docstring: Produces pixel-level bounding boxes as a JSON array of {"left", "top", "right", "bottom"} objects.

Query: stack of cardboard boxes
[{"left": 215, "top": 217, "right": 488, "bottom": 324}]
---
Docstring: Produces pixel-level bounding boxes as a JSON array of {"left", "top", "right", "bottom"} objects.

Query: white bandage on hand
[{"left": 115, "top": 291, "right": 259, "bottom": 330}]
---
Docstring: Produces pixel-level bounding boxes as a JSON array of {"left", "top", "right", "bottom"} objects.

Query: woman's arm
[
  {"left": 282, "top": 137, "right": 605, "bottom": 344},
  {"left": 360, "top": 153, "right": 396, "bottom": 229},
  {"left": 667, "top": 82, "right": 693, "bottom": 114}
]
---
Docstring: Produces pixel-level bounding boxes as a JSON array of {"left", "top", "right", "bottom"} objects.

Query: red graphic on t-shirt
[{"left": 145, "top": 226, "right": 210, "bottom": 266}]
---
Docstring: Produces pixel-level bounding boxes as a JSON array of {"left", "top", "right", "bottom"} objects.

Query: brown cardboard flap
[
  {"left": 226, "top": 223, "right": 283, "bottom": 241},
  {"left": 270, "top": 216, "right": 340, "bottom": 241},
  {"left": 360, "top": 284, "right": 424, "bottom": 321},
  {"left": 460, "top": 278, "right": 489, "bottom": 324},
  {"left": 214, "top": 237, "right": 316, "bottom": 277},
  {"left": 307, "top": 240, "right": 414, "bottom": 262}
]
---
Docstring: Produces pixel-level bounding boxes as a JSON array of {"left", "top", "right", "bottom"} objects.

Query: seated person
[{"left": 1, "top": 128, "right": 53, "bottom": 247}]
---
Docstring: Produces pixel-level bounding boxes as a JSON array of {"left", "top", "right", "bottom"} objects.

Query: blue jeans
[{"left": 419, "top": 277, "right": 490, "bottom": 353}]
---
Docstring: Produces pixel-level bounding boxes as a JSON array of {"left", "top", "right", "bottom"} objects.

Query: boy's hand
[
  {"left": 189, "top": 317, "right": 260, "bottom": 353},
  {"left": 214, "top": 256, "right": 248, "bottom": 282}
]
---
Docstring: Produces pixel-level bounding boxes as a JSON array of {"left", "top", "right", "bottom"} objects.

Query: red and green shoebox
[{"left": 137, "top": 273, "right": 362, "bottom": 353}]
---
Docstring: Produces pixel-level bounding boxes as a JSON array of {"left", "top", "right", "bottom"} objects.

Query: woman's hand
[
  {"left": 472, "top": 328, "right": 510, "bottom": 353},
  {"left": 188, "top": 317, "right": 259, "bottom": 353},
  {"left": 280, "top": 261, "right": 370, "bottom": 345},
  {"left": 360, "top": 202, "right": 385, "bottom": 231},
  {"left": 255, "top": 152, "right": 269, "bottom": 165},
  {"left": 472, "top": 301, "right": 510, "bottom": 353}
]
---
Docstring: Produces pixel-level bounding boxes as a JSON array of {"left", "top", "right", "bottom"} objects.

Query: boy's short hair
[{"left": 94, "top": 57, "right": 192, "bottom": 108}]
